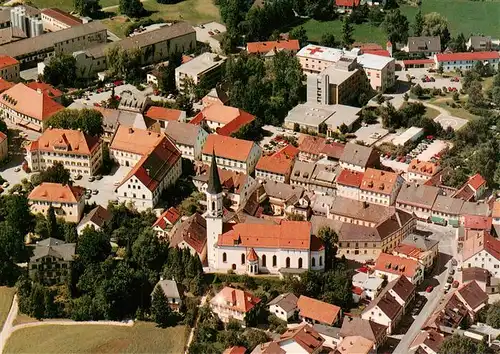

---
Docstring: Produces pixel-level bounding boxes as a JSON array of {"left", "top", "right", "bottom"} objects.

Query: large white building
[
  {"left": 25, "top": 128, "right": 103, "bottom": 176},
  {"left": 462, "top": 231, "right": 500, "bottom": 279},
  {"left": 205, "top": 154, "right": 325, "bottom": 275},
  {"left": 175, "top": 52, "right": 226, "bottom": 93},
  {"left": 434, "top": 51, "right": 500, "bottom": 71}
]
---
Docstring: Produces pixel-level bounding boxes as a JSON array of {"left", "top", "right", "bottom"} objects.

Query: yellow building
[
  {"left": 25, "top": 128, "right": 103, "bottom": 176},
  {"left": 28, "top": 182, "right": 85, "bottom": 223}
]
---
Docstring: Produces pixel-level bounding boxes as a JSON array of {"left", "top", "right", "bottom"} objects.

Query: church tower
[{"left": 205, "top": 150, "right": 223, "bottom": 269}]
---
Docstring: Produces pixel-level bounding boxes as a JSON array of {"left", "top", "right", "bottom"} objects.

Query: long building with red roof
[
  {"left": 434, "top": 51, "right": 500, "bottom": 71},
  {"left": 255, "top": 144, "right": 299, "bottom": 183}
]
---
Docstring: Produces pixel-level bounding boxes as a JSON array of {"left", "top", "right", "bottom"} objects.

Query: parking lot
[
  {"left": 402, "top": 68, "right": 463, "bottom": 91},
  {"left": 193, "top": 22, "right": 226, "bottom": 52},
  {"left": 73, "top": 84, "right": 168, "bottom": 108}
]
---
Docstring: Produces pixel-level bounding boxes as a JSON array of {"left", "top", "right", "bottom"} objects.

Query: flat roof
[
  {"left": 321, "top": 65, "right": 358, "bottom": 85},
  {"left": 0, "top": 21, "right": 106, "bottom": 58},
  {"left": 392, "top": 127, "right": 423, "bottom": 146},
  {"left": 285, "top": 102, "right": 361, "bottom": 129},
  {"left": 357, "top": 53, "right": 394, "bottom": 70},
  {"left": 176, "top": 52, "right": 226, "bottom": 76}
]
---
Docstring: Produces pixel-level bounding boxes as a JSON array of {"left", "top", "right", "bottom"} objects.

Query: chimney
[
  {"left": 128, "top": 127, "right": 134, "bottom": 134},
  {"left": 146, "top": 168, "right": 150, "bottom": 175},
  {"left": 36, "top": 88, "right": 42, "bottom": 94}
]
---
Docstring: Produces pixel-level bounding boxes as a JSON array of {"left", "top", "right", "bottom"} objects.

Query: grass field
[
  {"left": 298, "top": 19, "right": 387, "bottom": 44},
  {"left": 30, "top": 0, "right": 119, "bottom": 11},
  {"left": 5, "top": 322, "right": 188, "bottom": 354},
  {"left": 400, "top": 0, "right": 500, "bottom": 39},
  {"left": 0, "top": 286, "right": 16, "bottom": 330},
  {"left": 102, "top": 0, "right": 220, "bottom": 37},
  {"left": 425, "top": 106, "right": 441, "bottom": 119}
]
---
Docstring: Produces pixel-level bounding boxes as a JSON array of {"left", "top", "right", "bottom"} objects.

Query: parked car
[
  {"left": 449, "top": 269, "right": 455, "bottom": 275},
  {"left": 452, "top": 280, "right": 459, "bottom": 288},
  {"left": 74, "top": 174, "right": 82, "bottom": 180},
  {"left": 95, "top": 175, "right": 103, "bottom": 180},
  {"left": 92, "top": 189, "right": 99, "bottom": 195},
  {"left": 426, "top": 285, "right": 434, "bottom": 293},
  {"left": 451, "top": 258, "right": 457, "bottom": 266},
  {"left": 1, "top": 182, "right": 8, "bottom": 188},
  {"left": 444, "top": 283, "right": 451, "bottom": 290},
  {"left": 447, "top": 276, "right": 453, "bottom": 283},
  {"left": 14, "top": 167, "right": 21, "bottom": 172},
  {"left": 88, "top": 176, "right": 95, "bottom": 182}
]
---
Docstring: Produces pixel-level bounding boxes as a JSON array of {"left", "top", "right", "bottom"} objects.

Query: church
[{"left": 205, "top": 151, "right": 325, "bottom": 275}]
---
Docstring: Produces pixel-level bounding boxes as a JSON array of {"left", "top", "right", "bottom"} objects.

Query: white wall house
[
  {"left": 164, "top": 121, "right": 208, "bottom": 161},
  {"left": 435, "top": 52, "right": 500, "bottom": 71}
]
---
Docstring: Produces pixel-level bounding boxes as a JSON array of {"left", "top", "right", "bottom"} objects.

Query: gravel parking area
[
  {"left": 75, "top": 166, "right": 130, "bottom": 207},
  {"left": 193, "top": 22, "right": 226, "bottom": 52},
  {"left": 403, "top": 68, "right": 462, "bottom": 90}
]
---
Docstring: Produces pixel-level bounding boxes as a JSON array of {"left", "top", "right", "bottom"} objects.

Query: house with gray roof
[
  {"left": 77, "top": 205, "right": 111, "bottom": 235},
  {"left": 340, "top": 317, "right": 387, "bottom": 349},
  {"left": 431, "top": 194, "right": 464, "bottom": 227},
  {"left": 29, "top": 238, "right": 76, "bottom": 285},
  {"left": 396, "top": 183, "right": 441, "bottom": 219},
  {"left": 165, "top": 121, "right": 208, "bottom": 160},
  {"left": 152, "top": 279, "right": 183, "bottom": 311},
  {"left": 466, "top": 36, "right": 495, "bottom": 52},
  {"left": 339, "top": 143, "right": 379, "bottom": 172},
  {"left": 268, "top": 293, "right": 299, "bottom": 321},
  {"left": 404, "top": 36, "right": 441, "bottom": 57},
  {"left": 262, "top": 180, "right": 304, "bottom": 216}
]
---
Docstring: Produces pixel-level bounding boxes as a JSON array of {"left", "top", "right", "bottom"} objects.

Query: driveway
[{"left": 402, "top": 68, "right": 462, "bottom": 91}]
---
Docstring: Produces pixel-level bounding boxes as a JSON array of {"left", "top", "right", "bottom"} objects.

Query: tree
[
  {"left": 382, "top": 10, "right": 409, "bottom": 45},
  {"left": 5, "top": 195, "right": 34, "bottom": 238},
  {"left": 46, "top": 206, "right": 59, "bottom": 238},
  {"left": 412, "top": 10, "right": 424, "bottom": 36},
  {"left": 74, "top": 0, "right": 101, "bottom": 17},
  {"left": 289, "top": 26, "right": 308, "bottom": 48},
  {"left": 105, "top": 46, "right": 143, "bottom": 81},
  {"left": 43, "top": 53, "right": 77, "bottom": 88},
  {"left": 36, "top": 162, "right": 71, "bottom": 185},
  {"left": 437, "top": 63, "right": 443, "bottom": 75},
  {"left": 132, "top": 227, "right": 169, "bottom": 283},
  {"left": 44, "top": 109, "right": 104, "bottom": 136},
  {"left": 341, "top": 17, "right": 354, "bottom": 48},
  {"left": 151, "top": 285, "right": 174, "bottom": 327},
  {"left": 76, "top": 227, "right": 111, "bottom": 265},
  {"left": 448, "top": 33, "right": 467, "bottom": 53},
  {"left": 438, "top": 335, "right": 483, "bottom": 354},
  {"left": 467, "top": 81, "right": 484, "bottom": 107},
  {"left": 318, "top": 227, "right": 338, "bottom": 270},
  {"left": 368, "top": 7, "right": 384, "bottom": 26},
  {"left": 0, "top": 222, "right": 25, "bottom": 285},
  {"left": 486, "top": 301, "right": 500, "bottom": 328},
  {"left": 119, "top": 0, "right": 145, "bottom": 17},
  {"left": 411, "top": 83, "right": 424, "bottom": 97},
  {"left": 422, "top": 12, "right": 450, "bottom": 48},
  {"left": 491, "top": 87, "right": 500, "bottom": 106},
  {"left": 319, "top": 32, "right": 337, "bottom": 47}
]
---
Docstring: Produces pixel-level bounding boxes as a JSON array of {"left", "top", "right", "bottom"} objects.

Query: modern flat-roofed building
[
  {"left": 25, "top": 128, "right": 103, "bottom": 176},
  {"left": 0, "top": 21, "right": 107, "bottom": 69},
  {"left": 73, "top": 22, "right": 196, "bottom": 78},
  {"left": 175, "top": 52, "right": 226, "bottom": 93}
]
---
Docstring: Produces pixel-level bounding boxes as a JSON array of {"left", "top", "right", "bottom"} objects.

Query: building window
[
  {"left": 241, "top": 253, "right": 245, "bottom": 265},
  {"left": 273, "top": 255, "right": 277, "bottom": 267},
  {"left": 262, "top": 255, "right": 266, "bottom": 267},
  {"left": 312, "top": 257, "right": 316, "bottom": 267},
  {"left": 319, "top": 256, "right": 323, "bottom": 266},
  {"left": 223, "top": 253, "right": 227, "bottom": 263},
  {"left": 298, "top": 258, "right": 303, "bottom": 269},
  {"left": 286, "top": 257, "right": 290, "bottom": 268}
]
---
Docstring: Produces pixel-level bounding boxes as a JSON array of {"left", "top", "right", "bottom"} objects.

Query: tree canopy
[
  {"left": 383, "top": 9, "right": 409, "bottom": 45},
  {"left": 44, "top": 109, "right": 104, "bottom": 136},
  {"left": 73, "top": 0, "right": 101, "bottom": 17},
  {"left": 43, "top": 53, "right": 77, "bottom": 88},
  {"left": 119, "top": 0, "right": 145, "bottom": 17},
  {"left": 422, "top": 12, "right": 450, "bottom": 48}
]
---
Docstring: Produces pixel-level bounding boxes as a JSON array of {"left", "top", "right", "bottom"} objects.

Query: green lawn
[
  {"left": 0, "top": 286, "right": 16, "bottom": 330},
  {"left": 29, "top": 0, "right": 118, "bottom": 11},
  {"left": 298, "top": 19, "right": 387, "bottom": 44},
  {"left": 400, "top": 0, "right": 500, "bottom": 39},
  {"left": 425, "top": 106, "right": 441, "bottom": 119},
  {"left": 103, "top": 0, "right": 220, "bottom": 38},
  {"left": 5, "top": 323, "right": 188, "bottom": 354}
]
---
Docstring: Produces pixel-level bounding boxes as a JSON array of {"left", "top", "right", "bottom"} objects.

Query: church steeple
[{"left": 207, "top": 149, "right": 222, "bottom": 194}]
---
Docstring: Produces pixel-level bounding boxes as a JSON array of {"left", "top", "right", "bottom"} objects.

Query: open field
[
  {"left": 401, "top": 0, "right": 500, "bottom": 39},
  {"left": 425, "top": 106, "right": 441, "bottom": 119},
  {"left": 0, "top": 287, "right": 15, "bottom": 330},
  {"left": 297, "top": 19, "right": 387, "bottom": 44},
  {"left": 5, "top": 322, "right": 188, "bottom": 354},
  {"left": 29, "top": 0, "right": 118, "bottom": 11},
  {"left": 103, "top": 0, "right": 220, "bottom": 37}
]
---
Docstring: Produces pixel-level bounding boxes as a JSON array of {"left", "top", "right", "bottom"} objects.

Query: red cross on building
[{"left": 307, "top": 47, "right": 324, "bottom": 55}]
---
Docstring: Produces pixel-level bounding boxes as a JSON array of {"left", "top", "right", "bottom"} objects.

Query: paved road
[
  {"left": 393, "top": 222, "right": 456, "bottom": 353},
  {"left": 184, "top": 295, "right": 207, "bottom": 354},
  {"left": 0, "top": 295, "right": 18, "bottom": 353}
]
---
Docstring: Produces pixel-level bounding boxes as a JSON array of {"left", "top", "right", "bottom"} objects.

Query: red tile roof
[
  {"left": 0, "top": 83, "right": 64, "bottom": 121},
  {"left": 0, "top": 131, "right": 6, "bottom": 143},
  {"left": 202, "top": 134, "right": 256, "bottom": 162},
  {"left": 218, "top": 220, "right": 312, "bottom": 250},
  {"left": 360, "top": 168, "right": 400, "bottom": 196},
  {"left": 120, "top": 136, "right": 181, "bottom": 191},
  {"left": 246, "top": 40, "right": 300, "bottom": 54},
  {"left": 408, "top": 159, "right": 440, "bottom": 177},
  {"left": 41, "top": 8, "right": 82, "bottom": 27},
  {"left": 30, "top": 128, "right": 101, "bottom": 156},
  {"left": 297, "top": 295, "right": 341, "bottom": 325},
  {"left": 393, "top": 244, "right": 424, "bottom": 259},
  {"left": 363, "top": 50, "right": 391, "bottom": 57},
  {"left": 153, "top": 207, "right": 181, "bottom": 230},
  {"left": 170, "top": 213, "right": 206, "bottom": 254},
  {"left": 211, "top": 286, "right": 261, "bottom": 313},
  {"left": 223, "top": 347, "right": 246, "bottom": 354},
  {"left": 402, "top": 59, "right": 435, "bottom": 65},
  {"left": 463, "top": 215, "right": 492, "bottom": 231},
  {"left": 26, "top": 82, "right": 63, "bottom": 99},
  {"left": 462, "top": 231, "right": 500, "bottom": 262},
  {"left": 298, "top": 135, "right": 326, "bottom": 156},
  {"left": 336, "top": 0, "right": 360, "bottom": 6},
  {"left": 0, "top": 78, "right": 14, "bottom": 93},
  {"left": 336, "top": 169, "right": 364, "bottom": 187},
  {"left": 374, "top": 253, "right": 422, "bottom": 279},
  {"left": 247, "top": 248, "right": 258, "bottom": 262},
  {"left": 28, "top": 182, "right": 84, "bottom": 204},
  {"left": 216, "top": 110, "right": 255, "bottom": 136},
  {"left": 457, "top": 281, "right": 488, "bottom": 311},
  {"left": 436, "top": 51, "right": 500, "bottom": 62},
  {"left": 321, "top": 141, "right": 345, "bottom": 160},
  {"left": 0, "top": 55, "right": 18, "bottom": 69},
  {"left": 256, "top": 144, "right": 298, "bottom": 176},
  {"left": 467, "top": 173, "right": 486, "bottom": 191},
  {"left": 279, "top": 324, "right": 324, "bottom": 353},
  {"left": 145, "top": 106, "right": 183, "bottom": 121}
]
